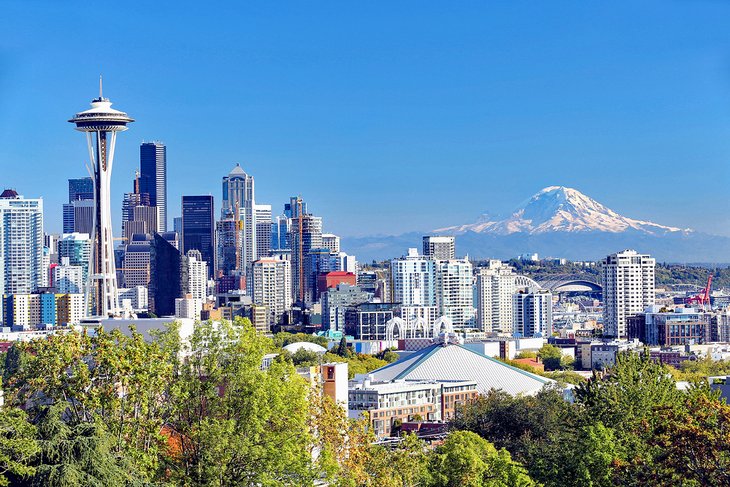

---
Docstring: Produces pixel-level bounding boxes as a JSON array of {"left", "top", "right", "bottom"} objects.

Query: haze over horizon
[{"left": 2, "top": 1, "right": 730, "bottom": 238}]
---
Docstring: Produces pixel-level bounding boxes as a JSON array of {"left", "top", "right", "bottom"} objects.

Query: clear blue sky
[{"left": 1, "top": 1, "right": 730, "bottom": 237}]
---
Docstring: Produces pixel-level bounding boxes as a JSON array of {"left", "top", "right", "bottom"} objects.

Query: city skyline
[{"left": 2, "top": 2, "right": 730, "bottom": 238}]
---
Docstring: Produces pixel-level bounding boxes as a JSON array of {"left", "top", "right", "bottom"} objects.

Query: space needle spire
[{"left": 69, "top": 81, "right": 134, "bottom": 317}]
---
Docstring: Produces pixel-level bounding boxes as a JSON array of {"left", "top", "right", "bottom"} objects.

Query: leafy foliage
[
  {"left": 272, "top": 332, "right": 329, "bottom": 349},
  {"left": 0, "top": 407, "right": 37, "bottom": 486},
  {"left": 454, "top": 350, "right": 730, "bottom": 487}
]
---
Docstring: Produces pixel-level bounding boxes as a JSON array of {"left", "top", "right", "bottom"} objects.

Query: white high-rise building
[
  {"left": 41, "top": 247, "right": 51, "bottom": 287},
  {"left": 337, "top": 252, "right": 357, "bottom": 274},
  {"left": 54, "top": 257, "right": 85, "bottom": 294},
  {"left": 175, "top": 294, "right": 203, "bottom": 320},
  {"left": 391, "top": 248, "right": 438, "bottom": 326},
  {"left": 435, "top": 259, "right": 474, "bottom": 329},
  {"left": 186, "top": 249, "right": 209, "bottom": 301},
  {"left": 513, "top": 289, "right": 553, "bottom": 337},
  {"left": 118, "top": 286, "right": 148, "bottom": 311},
  {"left": 475, "top": 260, "right": 517, "bottom": 333},
  {"left": 601, "top": 249, "right": 656, "bottom": 338},
  {"left": 322, "top": 234, "right": 341, "bottom": 254},
  {"left": 0, "top": 191, "right": 44, "bottom": 303},
  {"left": 254, "top": 204, "right": 272, "bottom": 260},
  {"left": 251, "top": 256, "right": 292, "bottom": 328}
]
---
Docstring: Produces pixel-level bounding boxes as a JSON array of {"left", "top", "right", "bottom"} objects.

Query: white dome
[{"left": 283, "top": 342, "right": 327, "bottom": 354}]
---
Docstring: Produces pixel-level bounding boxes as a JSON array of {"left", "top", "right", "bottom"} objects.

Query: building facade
[
  {"left": 513, "top": 289, "right": 553, "bottom": 337},
  {"left": 422, "top": 235, "right": 455, "bottom": 260},
  {"left": 601, "top": 250, "right": 656, "bottom": 338},
  {"left": 435, "top": 259, "right": 474, "bottom": 329},
  {"left": 182, "top": 195, "right": 215, "bottom": 278},
  {"left": 289, "top": 208, "right": 323, "bottom": 304},
  {"left": 251, "top": 256, "right": 292, "bottom": 328},
  {"left": 186, "top": 249, "right": 208, "bottom": 301},
  {"left": 475, "top": 260, "right": 516, "bottom": 333},
  {"left": 222, "top": 164, "right": 256, "bottom": 272},
  {"left": 139, "top": 142, "right": 167, "bottom": 232},
  {"left": 0, "top": 191, "right": 44, "bottom": 303},
  {"left": 254, "top": 204, "right": 272, "bottom": 261}
]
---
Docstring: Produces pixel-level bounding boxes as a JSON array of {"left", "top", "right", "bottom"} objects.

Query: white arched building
[{"left": 385, "top": 315, "right": 456, "bottom": 341}]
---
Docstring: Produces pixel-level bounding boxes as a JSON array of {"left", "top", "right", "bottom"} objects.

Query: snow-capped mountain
[
  {"left": 438, "top": 186, "right": 691, "bottom": 236},
  {"left": 342, "top": 186, "right": 730, "bottom": 263}
]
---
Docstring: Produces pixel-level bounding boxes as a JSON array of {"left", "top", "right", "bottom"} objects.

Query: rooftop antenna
[{"left": 99, "top": 75, "right": 103, "bottom": 99}]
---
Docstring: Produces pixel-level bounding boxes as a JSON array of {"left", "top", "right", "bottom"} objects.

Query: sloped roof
[
  {"left": 368, "top": 343, "right": 551, "bottom": 396},
  {"left": 228, "top": 163, "right": 248, "bottom": 176}
]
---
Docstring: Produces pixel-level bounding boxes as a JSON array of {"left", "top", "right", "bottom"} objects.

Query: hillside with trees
[{"left": 0, "top": 320, "right": 728, "bottom": 486}]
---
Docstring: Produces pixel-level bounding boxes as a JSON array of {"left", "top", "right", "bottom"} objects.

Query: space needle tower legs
[{"left": 69, "top": 79, "right": 134, "bottom": 317}]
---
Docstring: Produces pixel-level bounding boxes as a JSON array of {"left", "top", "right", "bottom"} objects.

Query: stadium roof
[{"left": 367, "top": 343, "right": 551, "bottom": 396}]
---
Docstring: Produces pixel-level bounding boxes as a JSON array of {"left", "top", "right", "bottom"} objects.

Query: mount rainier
[{"left": 342, "top": 186, "right": 729, "bottom": 263}]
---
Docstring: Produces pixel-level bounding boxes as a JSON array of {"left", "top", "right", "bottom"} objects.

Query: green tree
[
  {"left": 639, "top": 394, "right": 730, "bottom": 485},
  {"left": 427, "top": 431, "right": 534, "bottom": 486},
  {"left": 0, "top": 407, "right": 38, "bottom": 486},
  {"left": 335, "top": 337, "right": 350, "bottom": 358},
  {"left": 162, "top": 318, "right": 318, "bottom": 486},
  {"left": 289, "top": 348, "right": 321, "bottom": 366},
  {"left": 537, "top": 344, "right": 563, "bottom": 371},
  {"left": 377, "top": 349, "right": 399, "bottom": 363},
  {"left": 17, "top": 404, "right": 141, "bottom": 487}
]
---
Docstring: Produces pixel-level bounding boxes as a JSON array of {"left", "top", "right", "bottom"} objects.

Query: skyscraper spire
[{"left": 99, "top": 75, "right": 103, "bottom": 99}]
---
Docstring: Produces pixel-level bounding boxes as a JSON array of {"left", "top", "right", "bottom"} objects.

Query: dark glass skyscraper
[
  {"left": 140, "top": 142, "right": 167, "bottom": 232},
  {"left": 182, "top": 195, "right": 215, "bottom": 278},
  {"left": 68, "top": 177, "right": 93, "bottom": 202},
  {"left": 149, "top": 233, "right": 187, "bottom": 316}
]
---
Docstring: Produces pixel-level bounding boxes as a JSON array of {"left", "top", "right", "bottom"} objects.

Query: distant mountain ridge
[
  {"left": 436, "top": 186, "right": 690, "bottom": 236},
  {"left": 341, "top": 187, "right": 730, "bottom": 263}
]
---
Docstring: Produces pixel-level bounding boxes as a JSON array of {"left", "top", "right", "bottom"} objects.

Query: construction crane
[{"left": 687, "top": 274, "right": 712, "bottom": 311}]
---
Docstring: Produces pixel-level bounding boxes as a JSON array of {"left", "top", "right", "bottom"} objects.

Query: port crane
[{"left": 686, "top": 274, "right": 712, "bottom": 311}]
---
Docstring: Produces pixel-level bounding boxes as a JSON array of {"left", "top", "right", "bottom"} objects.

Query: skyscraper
[
  {"left": 271, "top": 215, "right": 290, "bottom": 250},
  {"left": 391, "top": 248, "right": 438, "bottom": 326},
  {"left": 58, "top": 233, "right": 91, "bottom": 286},
  {"left": 69, "top": 81, "right": 133, "bottom": 317},
  {"left": 423, "top": 236, "right": 455, "bottom": 260},
  {"left": 475, "top": 260, "right": 517, "bottom": 333},
  {"left": 513, "top": 289, "right": 553, "bottom": 338},
  {"left": 435, "top": 258, "right": 474, "bottom": 329},
  {"left": 173, "top": 216, "right": 182, "bottom": 235},
  {"left": 68, "top": 177, "right": 93, "bottom": 202},
  {"left": 181, "top": 195, "right": 215, "bottom": 278},
  {"left": 601, "top": 249, "right": 656, "bottom": 338},
  {"left": 121, "top": 171, "right": 152, "bottom": 240},
  {"left": 222, "top": 164, "right": 256, "bottom": 272},
  {"left": 149, "top": 233, "right": 187, "bottom": 316},
  {"left": 186, "top": 249, "right": 208, "bottom": 300},
  {"left": 63, "top": 177, "right": 94, "bottom": 234},
  {"left": 251, "top": 255, "right": 292, "bottom": 329},
  {"left": 121, "top": 235, "right": 151, "bottom": 288},
  {"left": 0, "top": 190, "right": 44, "bottom": 301},
  {"left": 322, "top": 234, "right": 341, "bottom": 253},
  {"left": 288, "top": 197, "right": 323, "bottom": 304},
  {"left": 254, "top": 204, "right": 272, "bottom": 260},
  {"left": 139, "top": 142, "right": 167, "bottom": 232}
]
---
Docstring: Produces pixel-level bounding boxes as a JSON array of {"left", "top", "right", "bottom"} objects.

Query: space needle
[{"left": 69, "top": 78, "right": 134, "bottom": 317}]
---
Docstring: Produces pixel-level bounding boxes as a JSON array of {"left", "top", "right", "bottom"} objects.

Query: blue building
[
  {"left": 140, "top": 142, "right": 167, "bottom": 232},
  {"left": 181, "top": 195, "right": 215, "bottom": 278}
]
